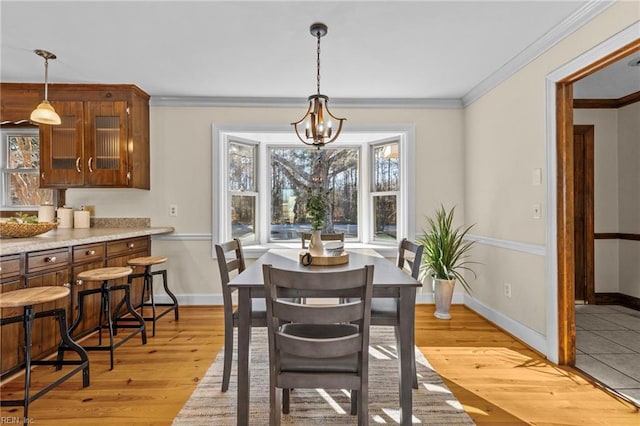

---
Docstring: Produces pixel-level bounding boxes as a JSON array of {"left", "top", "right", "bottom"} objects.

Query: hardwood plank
[{"left": 1, "top": 305, "right": 637, "bottom": 425}]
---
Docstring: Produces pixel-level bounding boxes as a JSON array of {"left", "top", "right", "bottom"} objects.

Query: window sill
[{"left": 242, "top": 242, "right": 399, "bottom": 259}]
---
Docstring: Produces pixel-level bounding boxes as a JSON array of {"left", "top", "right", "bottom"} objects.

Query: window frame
[
  {"left": 1, "top": 127, "right": 54, "bottom": 211},
  {"left": 212, "top": 124, "right": 415, "bottom": 257}
]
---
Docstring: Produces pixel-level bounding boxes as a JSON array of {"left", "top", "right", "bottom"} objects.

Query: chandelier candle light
[
  {"left": 30, "top": 49, "right": 61, "bottom": 125},
  {"left": 291, "top": 23, "right": 346, "bottom": 148}
]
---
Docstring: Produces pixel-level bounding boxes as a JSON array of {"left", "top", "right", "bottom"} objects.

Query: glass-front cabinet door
[
  {"left": 85, "top": 101, "right": 129, "bottom": 186},
  {"left": 39, "top": 101, "right": 85, "bottom": 187}
]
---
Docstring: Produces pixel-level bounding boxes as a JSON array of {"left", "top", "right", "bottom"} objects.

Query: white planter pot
[
  {"left": 308, "top": 230, "right": 324, "bottom": 256},
  {"left": 433, "top": 277, "right": 456, "bottom": 320}
]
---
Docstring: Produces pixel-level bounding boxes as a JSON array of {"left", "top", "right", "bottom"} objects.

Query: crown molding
[
  {"left": 462, "top": 0, "right": 615, "bottom": 107},
  {"left": 149, "top": 95, "right": 462, "bottom": 109}
]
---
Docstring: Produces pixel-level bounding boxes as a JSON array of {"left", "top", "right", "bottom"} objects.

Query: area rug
[{"left": 174, "top": 326, "right": 475, "bottom": 425}]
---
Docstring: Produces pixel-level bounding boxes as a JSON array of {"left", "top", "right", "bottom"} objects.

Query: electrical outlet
[
  {"left": 532, "top": 203, "right": 541, "bottom": 219},
  {"left": 504, "top": 282, "right": 512, "bottom": 298},
  {"left": 169, "top": 204, "right": 178, "bottom": 217}
]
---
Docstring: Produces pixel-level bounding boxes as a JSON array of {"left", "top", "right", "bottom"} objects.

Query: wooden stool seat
[
  {"left": 0, "top": 287, "right": 90, "bottom": 421},
  {"left": 0, "top": 286, "right": 70, "bottom": 308},
  {"left": 77, "top": 266, "right": 132, "bottom": 281},
  {"left": 127, "top": 256, "right": 168, "bottom": 267}
]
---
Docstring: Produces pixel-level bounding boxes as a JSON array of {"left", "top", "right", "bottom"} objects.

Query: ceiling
[{"left": 1, "top": 1, "right": 638, "bottom": 104}]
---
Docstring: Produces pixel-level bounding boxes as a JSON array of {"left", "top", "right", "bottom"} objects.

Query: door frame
[{"left": 551, "top": 31, "right": 639, "bottom": 365}]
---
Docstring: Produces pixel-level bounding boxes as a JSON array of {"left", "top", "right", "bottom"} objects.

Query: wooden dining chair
[
  {"left": 376, "top": 238, "right": 423, "bottom": 388},
  {"left": 300, "top": 232, "right": 344, "bottom": 249},
  {"left": 262, "top": 263, "right": 374, "bottom": 426},
  {"left": 215, "top": 238, "right": 268, "bottom": 392},
  {"left": 348, "top": 238, "right": 423, "bottom": 389}
]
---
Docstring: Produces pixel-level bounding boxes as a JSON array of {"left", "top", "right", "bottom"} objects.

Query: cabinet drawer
[
  {"left": 107, "top": 237, "right": 149, "bottom": 258},
  {"left": 0, "top": 255, "right": 21, "bottom": 280},
  {"left": 26, "top": 248, "right": 70, "bottom": 274},
  {"left": 73, "top": 243, "right": 105, "bottom": 264}
]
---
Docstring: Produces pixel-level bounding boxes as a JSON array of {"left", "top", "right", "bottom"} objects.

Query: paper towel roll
[
  {"left": 74, "top": 210, "right": 90, "bottom": 229},
  {"left": 57, "top": 207, "right": 74, "bottom": 228},
  {"left": 38, "top": 205, "right": 55, "bottom": 223}
]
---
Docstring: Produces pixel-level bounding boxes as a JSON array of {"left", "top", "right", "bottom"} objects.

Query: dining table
[{"left": 227, "top": 248, "right": 422, "bottom": 426}]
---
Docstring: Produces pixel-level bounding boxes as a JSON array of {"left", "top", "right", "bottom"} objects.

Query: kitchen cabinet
[
  {"left": 106, "top": 236, "right": 150, "bottom": 313},
  {"left": 70, "top": 242, "right": 106, "bottom": 338},
  {"left": 24, "top": 248, "right": 71, "bottom": 359},
  {"left": 0, "top": 255, "right": 24, "bottom": 376},
  {"left": 0, "top": 83, "right": 150, "bottom": 189}
]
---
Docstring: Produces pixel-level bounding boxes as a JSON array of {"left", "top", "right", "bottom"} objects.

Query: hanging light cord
[
  {"left": 316, "top": 28, "right": 321, "bottom": 95},
  {"left": 43, "top": 57, "right": 50, "bottom": 100}
]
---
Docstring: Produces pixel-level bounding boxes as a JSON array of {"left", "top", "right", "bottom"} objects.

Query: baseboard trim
[
  {"left": 464, "top": 295, "right": 548, "bottom": 357},
  {"left": 594, "top": 292, "right": 640, "bottom": 310}
]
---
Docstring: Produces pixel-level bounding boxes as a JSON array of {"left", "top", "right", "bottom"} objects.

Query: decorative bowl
[{"left": 0, "top": 221, "right": 58, "bottom": 238}]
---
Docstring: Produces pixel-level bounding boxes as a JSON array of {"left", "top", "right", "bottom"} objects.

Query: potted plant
[
  {"left": 305, "top": 189, "right": 327, "bottom": 255},
  {"left": 417, "top": 205, "right": 477, "bottom": 319}
]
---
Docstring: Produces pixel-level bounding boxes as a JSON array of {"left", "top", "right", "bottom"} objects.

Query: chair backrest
[
  {"left": 262, "top": 264, "right": 374, "bottom": 385},
  {"left": 397, "top": 238, "right": 424, "bottom": 280},
  {"left": 300, "top": 232, "right": 345, "bottom": 249},
  {"left": 215, "top": 238, "right": 246, "bottom": 310}
]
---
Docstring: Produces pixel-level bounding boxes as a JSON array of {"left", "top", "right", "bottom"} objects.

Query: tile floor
[{"left": 575, "top": 304, "right": 640, "bottom": 406}]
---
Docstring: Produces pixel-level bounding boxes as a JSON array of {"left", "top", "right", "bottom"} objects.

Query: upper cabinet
[{"left": 0, "top": 83, "right": 150, "bottom": 189}]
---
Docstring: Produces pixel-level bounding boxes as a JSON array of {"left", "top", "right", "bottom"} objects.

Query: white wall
[
  {"left": 67, "top": 106, "right": 464, "bottom": 302},
  {"left": 574, "top": 108, "right": 619, "bottom": 293},
  {"left": 463, "top": 1, "right": 639, "bottom": 349},
  {"left": 617, "top": 102, "right": 640, "bottom": 298}
]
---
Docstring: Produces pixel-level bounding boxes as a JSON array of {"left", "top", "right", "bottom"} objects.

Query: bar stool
[
  {"left": 62, "top": 267, "right": 147, "bottom": 370},
  {"left": 121, "top": 256, "right": 179, "bottom": 337},
  {"left": 0, "top": 286, "right": 90, "bottom": 421}
]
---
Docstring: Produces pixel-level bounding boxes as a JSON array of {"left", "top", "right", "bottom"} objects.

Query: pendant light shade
[
  {"left": 30, "top": 50, "right": 61, "bottom": 125},
  {"left": 292, "top": 23, "right": 345, "bottom": 148}
]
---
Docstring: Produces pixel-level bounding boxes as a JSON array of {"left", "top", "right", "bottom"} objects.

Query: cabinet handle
[
  {"left": 76, "top": 280, "right": 83, "bottom": 286},
  {"left": 88, "top": 157, "right": 94, "bottom": 173},
  {"left": 128, "top": 243, "right": 135, "bottom": 249},
  {"left": 41, "top": 172, "right": 45, "bottom": 180},
  {"left": 76, "top": 157, "right": 82, "bottom": 173},
  {"left": 63, "top": 282, "right": 71, "bottom": 288},
  {"left": 86, "top": 249, "right": 96, "bottom": 256},
  {"left": 44, "top": 256, "right": 57, "bottom": 263},
  {"left": 127, "top": 171, "right": 131, "bottom": 182}
]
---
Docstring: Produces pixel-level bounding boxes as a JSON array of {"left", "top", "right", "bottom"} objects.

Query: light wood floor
[{"left": 1, "top": 305, "right": 637, "bottom": 425}]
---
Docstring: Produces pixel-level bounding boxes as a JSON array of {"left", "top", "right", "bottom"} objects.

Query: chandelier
[
  {"left": 30, "top": 49, "right": 61, "bottom": 125},
  {"left": 291, "top": 23, "right": 346, "bottom": 148}
]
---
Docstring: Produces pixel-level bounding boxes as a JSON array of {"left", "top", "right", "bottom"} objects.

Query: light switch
[{"left": 532, "top": 168, "right": 542, "bottom": 185}]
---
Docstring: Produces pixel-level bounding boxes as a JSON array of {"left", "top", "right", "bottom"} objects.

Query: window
[
  {"left": 213, "top": 125, "right": 414, "bottom": 250},
  {"left": 1, "top": 129, "right": 54, "bottom": 210}
]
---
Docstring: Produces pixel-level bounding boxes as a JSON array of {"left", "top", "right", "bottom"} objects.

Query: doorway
[{"left": 555, "top": 38, "right": 640, "bottom": 366}]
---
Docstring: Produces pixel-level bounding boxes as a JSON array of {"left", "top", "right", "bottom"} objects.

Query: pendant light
[
  {"left": 30, "top": 49, "right": 61, "bottom": 125},
  {"left": 291, "top": 23, "right": 345, "bottom": 148}
]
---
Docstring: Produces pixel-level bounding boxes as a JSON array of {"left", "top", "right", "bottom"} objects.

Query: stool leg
[
  {"left": 22, "top": 305, "right": 35, "bottom": 421},
  {"left": 55, "top": 309, "right": 90, "bottom": 387},
  {"left": 144, "top": 268, "right": 157, "bottom": 336},
  {"left": 160, "top": 269, "right": 179, "bottom": 321},
  {"left": 101, "top": 280, "right": 117, "bottom": 370},
  {"left": 123, "top": 283, "right": 147, "bottom": 345}
]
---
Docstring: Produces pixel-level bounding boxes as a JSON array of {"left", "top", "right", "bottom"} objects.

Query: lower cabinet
[
  {"left": 0, "top": 255, "right": 24, "bottom": 376},
  {"left": 106, "top": 236, "right": 150, "bottom": 313},
  {"left": 24, "top": 248, "right": 71, "bottom": 360},
  {"left": 71, "top": 242, "right": 106, "bottom": 338}
]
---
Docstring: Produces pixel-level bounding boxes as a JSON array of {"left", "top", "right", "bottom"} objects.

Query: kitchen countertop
[{"left": 0, "top": 227, "right": 174, "bottom": 256}]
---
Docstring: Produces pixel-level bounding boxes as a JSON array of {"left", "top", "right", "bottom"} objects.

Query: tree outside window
[{"left": 1, "top": 130, "right": 54, "bottom": 209}]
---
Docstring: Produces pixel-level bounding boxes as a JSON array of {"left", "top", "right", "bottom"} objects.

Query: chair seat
[{"left": 279, "top": 323, "right": 359, "bottom": 373}]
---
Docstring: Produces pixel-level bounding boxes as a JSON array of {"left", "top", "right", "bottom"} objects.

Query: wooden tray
[{"left": 299, "top": 250, "right": 349, "bottom": 266}]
